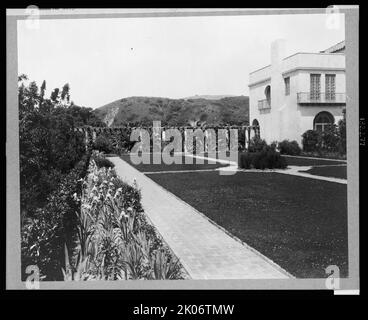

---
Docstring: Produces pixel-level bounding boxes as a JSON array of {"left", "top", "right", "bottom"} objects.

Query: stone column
[
  {"left": 92, "top": 129, "right": 97, "bottom": 143},
  {"left": 84, "top": 129, "right": 89, "bottom": 151},
  {"left": 247, "top": 127, "right": 251, "bottom": 150}
]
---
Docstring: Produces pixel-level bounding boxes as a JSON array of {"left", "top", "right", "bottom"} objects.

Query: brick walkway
[{"left": 109, "top": 156, "right": 291, "bottom": 279}]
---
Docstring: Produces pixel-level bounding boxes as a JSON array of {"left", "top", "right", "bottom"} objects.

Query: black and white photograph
[{"left": 6, "top": 7, "right": 360, "bottom": 295}]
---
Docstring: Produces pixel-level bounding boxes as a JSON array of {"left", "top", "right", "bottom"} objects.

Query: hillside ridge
[{"left": 94, "top": 95, "right": 249, "bottom": 127}]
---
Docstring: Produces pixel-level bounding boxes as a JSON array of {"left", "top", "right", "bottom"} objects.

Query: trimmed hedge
[
  {"left": 239, "top": 147, "right": 287, "bottom": 170},
  {"left": 278, "top": 140, "right": 302, "bottom": 156},
  {"left": 248, "top": 136, "right": 268, "bottom": 153}
]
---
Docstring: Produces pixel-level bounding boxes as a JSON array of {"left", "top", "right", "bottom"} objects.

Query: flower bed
[{"left": 63, "top": 156, "right": 187, "bottom": 280}]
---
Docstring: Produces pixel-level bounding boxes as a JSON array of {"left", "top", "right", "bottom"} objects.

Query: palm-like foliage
[
  {"left": 64, "top": 151, "right": 186, "bottom": 280},
  {"left": 151, "top": 249, "right": 183, "bottom": 280}
]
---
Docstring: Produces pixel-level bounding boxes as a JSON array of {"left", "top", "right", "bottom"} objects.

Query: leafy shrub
[
  {"left": 91, "top": 150, "right": 115, "bottom": 169},
  {"left": 302, "top": 119, "right": 346, "bottom": 155},
  {"left": 19, "top": 76, "right": 102, "bottom": 217},
  {"left": 94, "top": 157, "right": 115, "bottom": 169},
  {"left": 238, "top": 130, "right": 246, "bottom": 151},
  {"left": 248, "top": 136, "right": 268, "bottom": 153},
  {"left": 302, "top": 130, "right": 321, "bottom": 152},
  {"left": 21, "top": 152, "right": 91, "bottom": 281},
  {"left": 93, "top": 135, "right": 114, "bottom": 153},
  {"left": 95, "top": 157, "right": 114, "bottom": 170},
  {"left": 92, "top": 130, "right": 136, "bottom": 154},
  {"left": 278, "top": 140, "right": 302, "bottom": 155},
  {"left": 150, "top": 249, "right": 183, "bottom": 280},
  {"left": 270, "top": 141, "right": 278, "bottom": 150},
  {"left": 337, "top": 118, "right": 346, "bottom": 154},
  {"left": 320, "top": 125, "right": 340, "bottom": 152},
  {"left": 239, "top": 147, "right": 287, "bottom": 170}
]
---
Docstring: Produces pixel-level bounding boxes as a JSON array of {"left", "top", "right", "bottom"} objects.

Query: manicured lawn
[
  {"left": 146, "top": 171, "right": 348, "bottom": 278},
  {"left": 300, "top": 152, "right": 346, "bottom": 161},
  {"left": 282, "top": 155, "right": 346, "bottom": 167},
  {"left": 120, "top": 153, "right": 229, "bottom": 172},
  {"left": 301, "top": 165, "right": 347, "bottom": 180}
]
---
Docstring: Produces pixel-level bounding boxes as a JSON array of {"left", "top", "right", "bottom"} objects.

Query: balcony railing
[
  {"left": 258, "top": 99, "right": 271, "bottom": 110},
  {"left": 297, "top": 92, "right": 346, "bottom": 105}
]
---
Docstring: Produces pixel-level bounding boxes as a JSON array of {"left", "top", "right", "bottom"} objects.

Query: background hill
[
  {"left": 183, "top": 94, "right": 236, "bottom": 100},
  {"left": 94, "top": 96, "right": 249, "bottom": 127}
]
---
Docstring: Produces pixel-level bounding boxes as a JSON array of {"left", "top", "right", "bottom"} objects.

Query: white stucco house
[{"left": 248, "top": 40, "right": 346, "bottom": 146}]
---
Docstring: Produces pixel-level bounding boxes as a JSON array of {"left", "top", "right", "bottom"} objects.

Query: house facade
[{"left": 248, "top": 40, "right": 346, "bottom": 146}]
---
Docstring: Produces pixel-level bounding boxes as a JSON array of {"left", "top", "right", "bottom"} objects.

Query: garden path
[{"left": 109, "top": 156, "right": 291, "bottom": 279}]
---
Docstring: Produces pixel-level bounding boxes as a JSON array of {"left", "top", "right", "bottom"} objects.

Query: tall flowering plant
[{"left": 63, "top": 154, "right": 186, "bottom": 280}]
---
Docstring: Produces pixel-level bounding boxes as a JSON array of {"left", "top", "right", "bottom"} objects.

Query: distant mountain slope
[
  {"left": 94, "top": 95, "right": 249, "bottom": 127},
  {"left": 183, "top": 94, "right": 236, "bottom": 100}
]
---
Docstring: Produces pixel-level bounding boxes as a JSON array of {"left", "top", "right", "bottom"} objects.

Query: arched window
[
  {"left": 313, "top": 111, "right": 334, "bottom": 131},
  {"left": 252, "top": 119, "right": 260, "bottom": 138},
  {"left": 264, "top": 85, "right": 271, "bottom": 103}
]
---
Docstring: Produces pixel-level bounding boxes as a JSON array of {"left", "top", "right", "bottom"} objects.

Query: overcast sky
[{"left": 18, "top": 13, "right": 345, "bottom": 109}]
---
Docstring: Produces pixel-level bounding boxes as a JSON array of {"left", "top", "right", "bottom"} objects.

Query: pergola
[{"left": 76, "top": 125, "right": 260, "bottom": 152}]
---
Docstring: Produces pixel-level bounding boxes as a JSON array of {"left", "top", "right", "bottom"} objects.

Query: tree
[
  {"left": 61, "top": 83, "right": 70, "bottom": 103},
  {"left": 50, "top": 88, "right": 60, "bottom": 103},
  {"left": 40, "top": 80, "right": 46, "bottom": 100},
  {"left": 18, "top": 74, "right": 28, "bottom": 82},
  {"left": 19, "top": 76, "right": 103, "bottom": 216},
  {"left": 338, "top": 118, "right": 346, "bottom": 154},
  {"left": 19, "top": 75, "right": 108, "bottom": 280}
]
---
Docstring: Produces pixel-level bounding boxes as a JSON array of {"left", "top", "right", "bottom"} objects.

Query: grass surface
[
  {"left": 146, "top": 171, "right": 348, "bottom": 278},
  {"left": 301, "top": 165, "right": 347, "bottom": 179},
  {"left": 300, "top": 152, "right": 346, "bottom": 160},
  {"left": 282, "top": 155, "right": 346, "bottom": 166},
  {"left": 120, "top": 153, "right": 229, "bottom": 172}
]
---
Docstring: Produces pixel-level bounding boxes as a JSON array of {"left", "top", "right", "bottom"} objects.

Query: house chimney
[
  {"left": 271, "top": 39, "right": 286, "bottom": 66},
  {"left": 270, "top": 39, "right": 287, "bottom": 142}
]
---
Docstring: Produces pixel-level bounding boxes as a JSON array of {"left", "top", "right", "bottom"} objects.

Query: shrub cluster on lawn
[
  {"left": 277, "top": 140, "right": 302, "bottom": 156},
  {"left": 62, "top": 160, "right": 186, "bottom": 280},
  {"left": 302, "top": 119, "right": 346, "bottom": 155},
  {"left": 247, "top": 136, "right": 268, "bottom": 153},
  {"left": 91, "top": 150, "right": 115, "bottom": 169},
  {"left": 239, "top": 143, "right": 287, "bottom": 170}
]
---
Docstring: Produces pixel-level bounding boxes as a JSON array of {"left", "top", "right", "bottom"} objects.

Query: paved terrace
[{"left": 109, "top": 156, "right": 291, "bottom": 279}]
